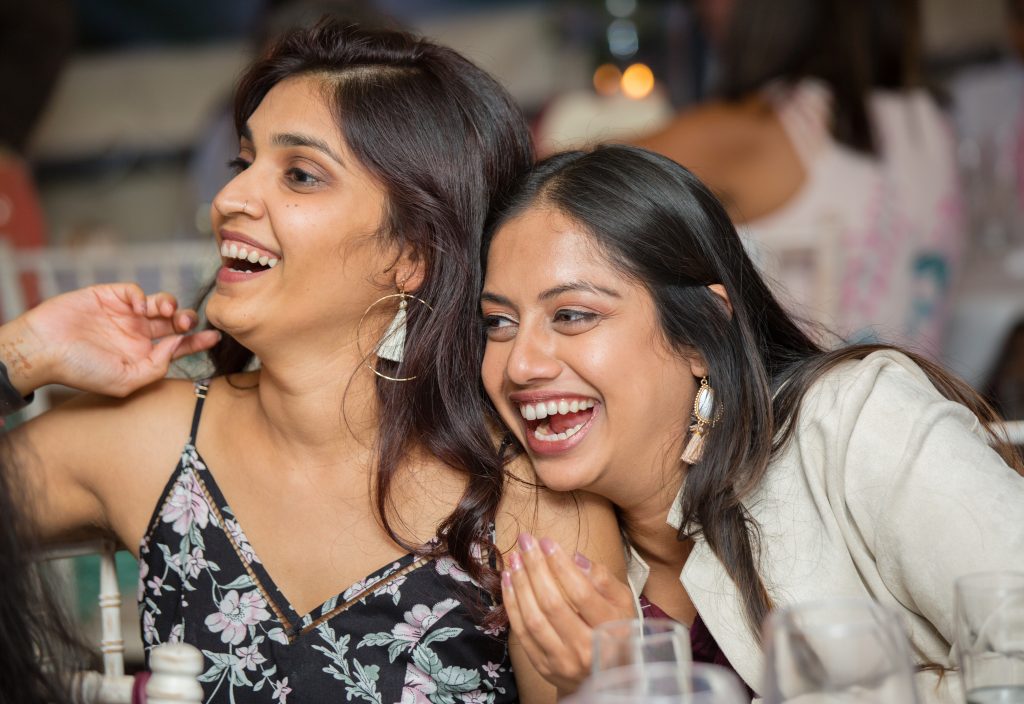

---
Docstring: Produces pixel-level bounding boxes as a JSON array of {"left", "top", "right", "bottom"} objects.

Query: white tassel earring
[
  {"left": 376, "top": 294, "right": 408, "bottom": 363},
  {"left": 680, "top": 376, "right": 720, "bottom": 464}
]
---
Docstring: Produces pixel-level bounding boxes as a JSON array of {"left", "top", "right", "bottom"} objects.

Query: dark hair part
[
  {"left": 0, "top": 437, "right": 91, "bottom": 703},
  {"left": 483, "top": 145, "right": 1023, "bottom": 636},
  {"left": 202, "top": 20, "right": 533, "bottom": 601},
  {"left": 714, "top": 0, "right": 922, "bottom": 153}
]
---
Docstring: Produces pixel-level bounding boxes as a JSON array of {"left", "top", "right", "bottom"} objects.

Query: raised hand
[
  {"left": 502, "top": 532, "right": 636, "bottom": 694},
  {"left": 1, "top": 283, "right": 221, "bottom": 397}
]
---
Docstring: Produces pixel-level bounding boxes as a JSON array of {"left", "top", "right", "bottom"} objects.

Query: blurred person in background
[
  {"left": 0, "top": 0, "right": 75, "bottom": 312},
  {"left": 636, "top": 0, "right": 965, "bottom": 359}
]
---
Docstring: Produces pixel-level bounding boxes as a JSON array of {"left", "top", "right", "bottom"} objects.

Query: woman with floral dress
[{"left": 0, "top": 20, "right": 623, "bottom": 704}]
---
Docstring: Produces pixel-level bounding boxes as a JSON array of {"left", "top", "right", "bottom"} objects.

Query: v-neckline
[{"left": 150, "top": 444, "right": 437, "bottom": 640}]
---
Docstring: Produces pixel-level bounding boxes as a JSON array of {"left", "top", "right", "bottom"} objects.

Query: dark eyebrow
[
  {"left": 480, "top": 291, "right": 513, "bottom": 307},
  {"left": 272, "top": 132, "right": 344, "bottom": 166},
  {"left": 539, "top": 281, "right": 621, "bottom": 301}
]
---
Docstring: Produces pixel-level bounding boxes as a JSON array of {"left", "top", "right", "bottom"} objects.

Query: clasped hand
[{"left": 502, "top": 532, "right": 636, "bottom": 694}]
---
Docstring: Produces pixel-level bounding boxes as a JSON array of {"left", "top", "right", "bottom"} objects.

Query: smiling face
[
  {"left": 207, "top": 75, "right": 397, "bottom": 355},
  {"left": 481, "top": 205, "right": 704, "bottom": 497}
]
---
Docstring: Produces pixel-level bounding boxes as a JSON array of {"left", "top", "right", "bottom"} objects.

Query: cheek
[{"left": 480, "top": 345, "right": 507, "bottom": 402}]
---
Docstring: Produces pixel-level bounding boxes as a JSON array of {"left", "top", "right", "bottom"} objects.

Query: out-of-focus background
[{"left": 2, "top": 0, "right": 1024, "bottom": 669}]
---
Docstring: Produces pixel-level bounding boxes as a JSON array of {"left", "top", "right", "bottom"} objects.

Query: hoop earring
[
  {"left": 680, "top": 376, "right": 721, "bottom": 464},
  {"left": 358, "top": 290, "right": 433, "bottom": 382}
]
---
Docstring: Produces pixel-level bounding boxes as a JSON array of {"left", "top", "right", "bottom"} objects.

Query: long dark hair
[
  {"left": 714, "top": 0, "right": 922, "bottom": 154},
  {"left": 483, "top": 145, "right": 1023, "bottom": 636},
  {"left": 0, "top": 437, "right": 90, "bottom": 702},
  {"left": 202, "top": 20, "right": 533, "bottom": 596}
]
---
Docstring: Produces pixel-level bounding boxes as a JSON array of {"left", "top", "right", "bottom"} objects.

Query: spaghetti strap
[{"left": 187, "top": 379, "right": 210, "bottom": 444}]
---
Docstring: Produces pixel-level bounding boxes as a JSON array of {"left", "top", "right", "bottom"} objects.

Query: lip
[
  {"left": 518, "top": 400, "right": 600, "bottom": 457},
  {"left": 218, "top": 230, "right": 281, "bottom": 258},
  {"left": 509, "top": 390, "right": 598, "bottom": 404}
]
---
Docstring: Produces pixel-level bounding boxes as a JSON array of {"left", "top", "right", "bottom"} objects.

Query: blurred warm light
[
  {"left": 621, "top": 63, "right": 655, "bottom": 99},
  {"left": 593, "top": 63, "right": 622, "bottom": 96}
]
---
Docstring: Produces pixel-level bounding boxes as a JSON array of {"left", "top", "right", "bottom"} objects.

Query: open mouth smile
[
  {"left": 513, "top": 396, "right": 600, "bottom": 454},
  {"left": 216, "top": 237, "right": 281, "bottom": 283}
]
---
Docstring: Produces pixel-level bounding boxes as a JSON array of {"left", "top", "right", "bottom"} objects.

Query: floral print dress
[{"left": 138, "top": 381, "right": 517, "bottom": 703}]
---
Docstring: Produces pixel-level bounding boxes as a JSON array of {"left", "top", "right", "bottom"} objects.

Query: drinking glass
[
  {"left": 762, "top": 598, "right": 919, "bottom": 704},
  {"left": 955, "top": 572, "right": 1024, "bottom": 704},
  {"left": 568, "top": 662, "right": 748, "bottom": 704},
  {"left": 591, "top": 618, "right": 691, "bottom": 674}
]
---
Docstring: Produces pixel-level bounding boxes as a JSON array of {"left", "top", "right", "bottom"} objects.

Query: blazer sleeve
[{"left": 808, "top": 352, "right": 1024, "bottom": 647}]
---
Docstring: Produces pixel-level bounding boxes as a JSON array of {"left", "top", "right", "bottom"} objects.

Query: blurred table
[{"left": 944, "top": 244, "right": 1024, "bottom": 387}]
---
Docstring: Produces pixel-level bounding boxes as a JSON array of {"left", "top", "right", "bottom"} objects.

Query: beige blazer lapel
[{"left": 681, "top": 538, "right": 764, "bottom": 694}]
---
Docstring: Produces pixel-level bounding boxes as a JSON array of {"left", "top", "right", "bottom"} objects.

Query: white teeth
[
  {"left": 258, "top": 255, "right": 269, "bottom": 266},
  {"left": 237, "top": 247, "right": 249, "bottom": 260},
  {"left": 247, "top": 249, "right": 260, "bottom": 263},
  {"left": 518, "top": 399, "right": 596, "bottom": 422},
  {"left": 268, "top": 258, "right": 279, "bottom": 268},
  {"left": 220, "top": 242, "right": 230, "bottom": 257},
  {"left": 228, "top": 243, "right": 239, "bottom": 258},
  {"left": 533, "top": 420, "right": 586, "bottom": 442}
]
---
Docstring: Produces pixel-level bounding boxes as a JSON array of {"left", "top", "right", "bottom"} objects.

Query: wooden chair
[{"left": 42, "top": 541, "right": 203, "bottom": 703}]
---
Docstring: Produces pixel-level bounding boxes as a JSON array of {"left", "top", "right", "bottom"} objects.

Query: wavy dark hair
[
  {"left": 200, "top": 20, "right": 533, "bottom": 597},
  {"left": 714, "top": 0, "right": 922, "bottom": 154},
  {"left": 0, "top": 437, "right": 90, "bottom": 702},
  {"left": 482, "top": 145, "right": 1023, "bottom": 636}
]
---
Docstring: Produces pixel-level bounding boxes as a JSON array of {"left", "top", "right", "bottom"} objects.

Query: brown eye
[{"left": 484, "top": 314, "right": 517, "bottom": 342}]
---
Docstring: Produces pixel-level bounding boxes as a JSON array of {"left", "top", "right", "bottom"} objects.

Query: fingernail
[
  {"left": 508, "top": 552, "right": 523, "bottom": 571},
  {"left": 517, "top": 532, "right": 535, "bottom": 552},
  {"left": 574, "top": 551, "right": 591, "bottom": 572},
  {"left": 539, "top": 537, "right": 557, "bottom": 556},
  {"left": 501, "top": 570, "right": 512, "bottom": 588}
]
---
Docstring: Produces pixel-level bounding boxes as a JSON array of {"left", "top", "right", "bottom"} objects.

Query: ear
[
  {"left": 392, "top": 245, "right": 426, "bottom": 293},
  {"left": 707, "top": 283, "right": 733, "bottom": 317}
]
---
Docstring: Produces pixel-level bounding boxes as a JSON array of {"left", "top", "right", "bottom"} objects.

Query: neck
[
  {"left": 243, "top": 332, "right": 384, "bottom": 466},
  {"left": 604, "top": 466, "right": 688, "bottom": 570}
]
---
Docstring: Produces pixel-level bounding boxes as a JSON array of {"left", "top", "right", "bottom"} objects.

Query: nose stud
[{"left": 242, "top": 200, "right": 249, "bottom": 215}]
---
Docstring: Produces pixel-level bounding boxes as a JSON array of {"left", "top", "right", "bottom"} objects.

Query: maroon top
[{"left": 638, "top": 594, "right": 755, "bottom": 700}]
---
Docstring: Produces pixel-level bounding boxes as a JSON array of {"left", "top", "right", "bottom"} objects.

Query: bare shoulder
[
  {"left": 496, "top": 454, "right": 626, "bottom": 577},
  {"left": 11, "top": 377, "right": 201, "bottom": 548}
]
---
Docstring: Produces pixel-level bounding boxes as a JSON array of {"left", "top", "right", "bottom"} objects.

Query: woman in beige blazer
[{"left": 480, "top": 145, "right": 1024, "bottom": 702}]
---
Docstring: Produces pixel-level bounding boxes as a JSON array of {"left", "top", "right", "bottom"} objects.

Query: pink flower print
[
  {"left": 168, "top": 624, "right": 184, "bottom": 644},
  {"left": 182, "top": 547, "right": 209, "bottom": 579},
  {"left": 162, "top": 472, "right": 210, "bottom": 536},
  {"left": 137, "top": 559, "right": 149, "bottom": 602},
  {"left": 393, "top": 599, "right": 460, "bottom": 644},
  {"left": 435, "top": 556, "right": 473, "bottom": 583},
  {"left": 460, "top": 691, "right": 488, "bottom": 704},
  {"left": 271, "top": 677, "right": 292, "bottom": 703},
  {"left": 147, "top": 574, "right": 165, "bottom": 595},
  {"left": 483, "top": 661, "right": 501, "bottom": 679},
  {"left": 236, "top": 644, "right": 267, "bottom": 671},
  {"left": 142, "top": 610, "right": 159, "bottom": 645},
  {"left": 225, "top": 518, "right": 261, "bottom": 565},
  {"left": 204, "top": 589, "right": 272, "bottom": 645},
  {"left": 401, "top": 664, "right": 437, "bottom": 704}
]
